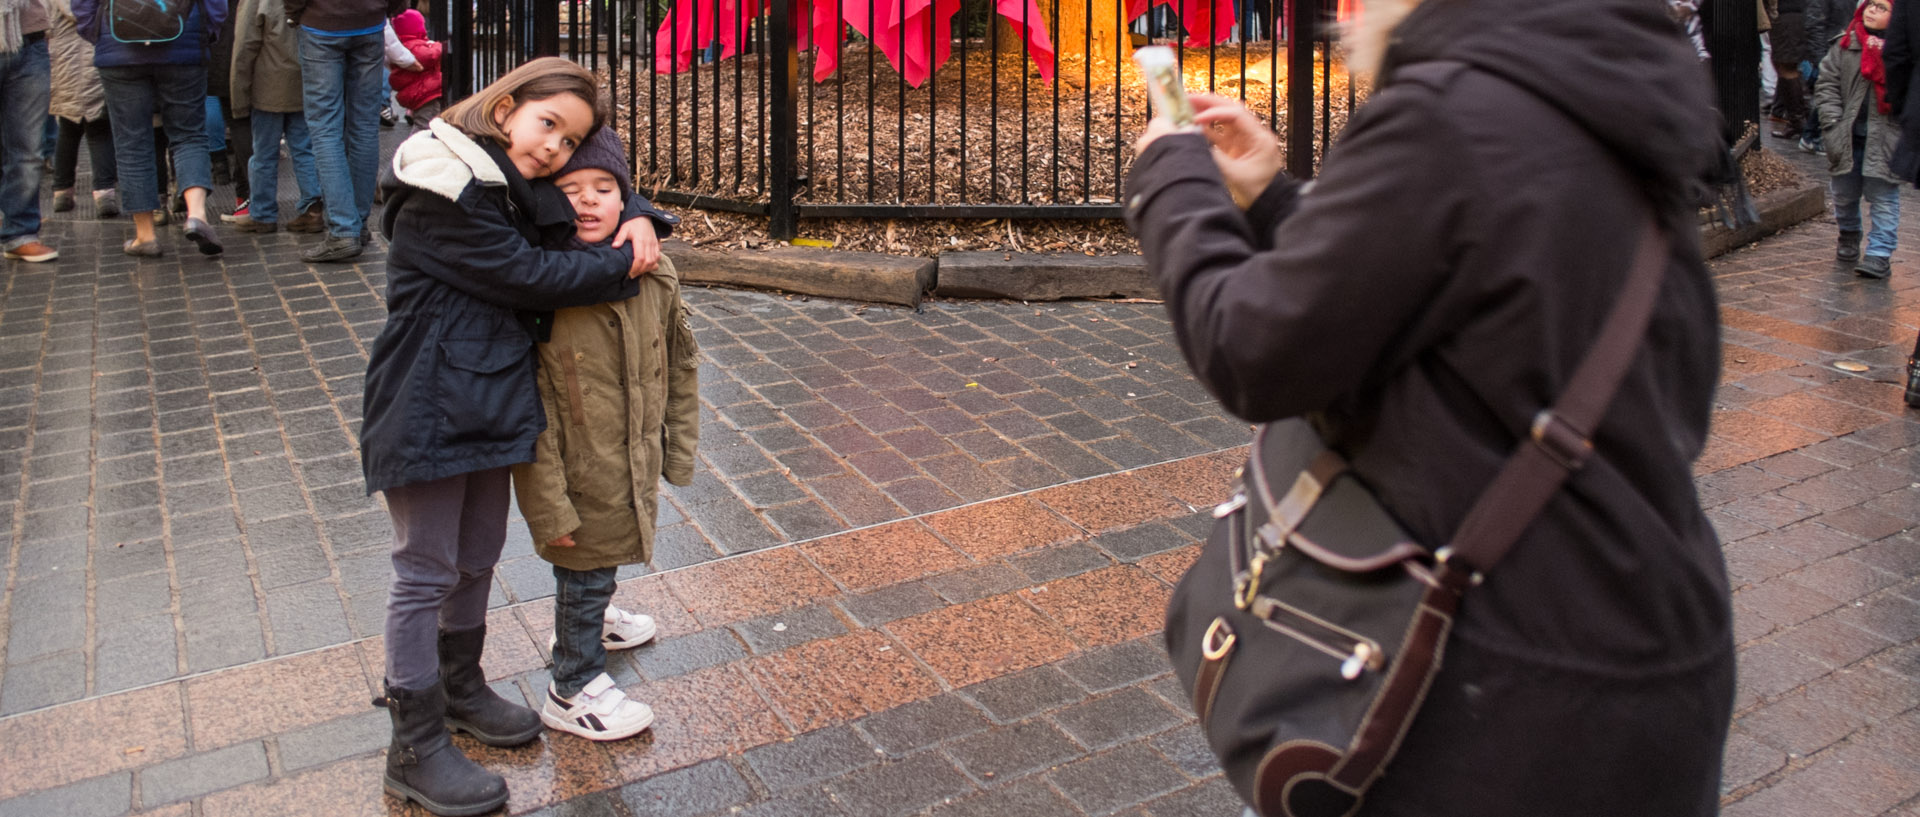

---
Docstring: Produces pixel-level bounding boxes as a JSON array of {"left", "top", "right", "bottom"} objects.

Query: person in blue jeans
[
  {"left": 0, "top": 1, "right": 58, "bottom": 263},
  {"left": 1815, "top": 0, "right": 1904, "bottom": 278},
  {"left": 287, "top": 0, "right": 404, "bottom": 262},
  {"left": 74, "top": 0, "right": 226, "bottom": 258},
  {"left": 231, "top": 0, "right": 324, "bottom": 233}
]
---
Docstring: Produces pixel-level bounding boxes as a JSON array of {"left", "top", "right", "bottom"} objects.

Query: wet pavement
[{"left": 2, "top": 129, "right": 1918, "bottom": 817}]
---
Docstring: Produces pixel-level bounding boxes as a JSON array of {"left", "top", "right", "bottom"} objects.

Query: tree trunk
[{"left": 998, "top": 0, "right": 1128, "bottom": 82}]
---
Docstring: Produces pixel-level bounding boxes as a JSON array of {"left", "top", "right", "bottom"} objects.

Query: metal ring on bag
[{"left": 1202, "top": 617, "right": 1237, "bottom": 661}]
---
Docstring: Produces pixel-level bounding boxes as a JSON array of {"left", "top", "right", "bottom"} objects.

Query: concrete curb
[
  {"left": 1700, "top": 181, "right": 1828, "bottom": 260},
  {"left": 667, "top": 181, "right": 1828, "bottom": 306}
]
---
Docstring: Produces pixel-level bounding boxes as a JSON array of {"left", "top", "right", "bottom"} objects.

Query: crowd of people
[{"left": 0, "top": 0, "right": 448, "bottom": 263}]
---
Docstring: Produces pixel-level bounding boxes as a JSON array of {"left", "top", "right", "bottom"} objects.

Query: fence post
[
  {"left": 768, "top": 0, "right": 800, "bottom": 240},
  {"left": 445, "top": 0, "right": 473, "bottom": 101},
  {"left": 533, "top": 0, "right": 562, "bottom": 56},
  {"left": 1705, "top": 0, "right": 1760, "bottom": 144},
  {"left": 1284, "top": 0, "right": 1315, "bottom": 178}
]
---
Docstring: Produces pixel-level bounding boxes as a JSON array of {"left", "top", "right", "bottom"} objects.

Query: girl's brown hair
[{"left": 438, "top": 57, "right": 606, "bottom": 147}]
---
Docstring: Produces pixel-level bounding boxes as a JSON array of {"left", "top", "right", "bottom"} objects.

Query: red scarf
[{"left": 1845, "top": 7, "right": 1893, "bottom": 114}]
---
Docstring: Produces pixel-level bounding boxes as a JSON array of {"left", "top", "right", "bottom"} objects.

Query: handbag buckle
[
  {"left": 1235, "top": 552, "right": 1267, "bottom": 610},
  {"left": 1202, "top": 617, "right": 1237, "bottom": 661},
  {"left": 1530, "top": 409, "right": 1594, "bottom": 471}
]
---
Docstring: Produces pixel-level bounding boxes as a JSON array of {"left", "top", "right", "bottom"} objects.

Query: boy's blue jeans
[
  {"left": 248, "top": 109, "right": 323, "bottom": 223},
  {"left": 0, "top": 38, "right": 50, "bottom": 249},
  {"left": 551, "top": 564, "right": 618, "bottom": 698},
  {"left": 1833, "top": 139, "right": 1902, "bottom": 259}
]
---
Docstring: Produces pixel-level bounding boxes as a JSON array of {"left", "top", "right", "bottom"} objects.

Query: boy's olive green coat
[{"left": 511, "top": 257, "right": 699, "bottom": 571}]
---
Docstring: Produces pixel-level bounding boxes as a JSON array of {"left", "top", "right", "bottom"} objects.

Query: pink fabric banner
[{"left": 654, "top": 0, "right": 1055, "bottom": 88}]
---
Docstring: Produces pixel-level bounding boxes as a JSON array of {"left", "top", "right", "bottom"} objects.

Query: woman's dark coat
[
  {"left": 360, "top": 119, "right": 640, "bottom": 494},
  {"left": 1125, "top": 0, "right": 1733, "bottom": 813},
  {"left": 1882, "top": 0, "right": 1920, "bottom": 182}
]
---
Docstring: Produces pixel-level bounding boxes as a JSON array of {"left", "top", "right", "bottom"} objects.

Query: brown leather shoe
[
  {"left": 286, "top": 205, "right": 325, "bottom": 233},
  {"left": 4, "top": 241, "right": 58, "bottom": 262}
]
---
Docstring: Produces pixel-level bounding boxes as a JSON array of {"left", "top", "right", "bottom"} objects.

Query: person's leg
[
  {"left": 300, "top": 30, "right": 361, "bottom": 241},
  {"left": 0, "top": 38, "right": 52, "bottom": 255},
  {"left": 223, "top": 98, "right": 251, "bottom": 204},
  {"left": 407, "top": 98, "right": 442, "bottom": 134},
  {"left": 247, "top": 109, "right": 284, "bottom": 224},
  {"left": 99, "top": 68, "right": 162, "bottom": 246},
  {"left": 203, "top": 96, "right": 225, "bottom": 153},
  {"left": 438, "top": 467, "right": 511, "bottom": 633},
  {"left": 85, "top": 115, "right": 118, "bottom": 194},
  {"left": 550, "top": 566, "right": 618, "bottom": 699},
  {"left": 52, "top": 117, "right": 80, "bottom": 194},
  {"left": 1863, "top": 175, "right": 1901, "bottom": 258},
  {"left": 379, "top": 471, "right": 510, "bottom": 816},
  {"left": 155, "top": 64, "right": 221, "bottom": 253},
  {"left": 342, "top": 32, "right": 386, "bottom": 238},
  {"left": 284, "top": 112, "right": 323, "bottom": 215}
]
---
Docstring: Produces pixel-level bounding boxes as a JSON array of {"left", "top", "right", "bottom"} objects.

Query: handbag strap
[{"left": 1444, "top": 220, "right": 1669, "bottom": 574}]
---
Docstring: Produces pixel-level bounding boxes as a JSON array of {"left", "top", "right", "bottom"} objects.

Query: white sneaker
[
  {"left": 599, "top": 605, "right": 657, "bottom": 650},
  {"left": 540, "top": 673, "right": 653, "bottom": 741},
  {"left": 547, "top": 604, "right": 658, "bottom": 655}
]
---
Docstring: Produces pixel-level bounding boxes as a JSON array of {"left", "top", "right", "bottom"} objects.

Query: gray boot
[
  {"left": 379, "top": 680, "right": 509, "bottom": 817},
  {"left": 439, "top": 626, "right": 542, "bottom": 747}
]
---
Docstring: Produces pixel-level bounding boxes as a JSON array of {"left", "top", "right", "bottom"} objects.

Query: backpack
[{"left": 107, "top": 0, "right": 191, "bottom": 45}]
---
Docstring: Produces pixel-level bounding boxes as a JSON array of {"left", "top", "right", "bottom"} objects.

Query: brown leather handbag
[{"left": 1164, "top": 222, "right": 1669, "bottom": 817}]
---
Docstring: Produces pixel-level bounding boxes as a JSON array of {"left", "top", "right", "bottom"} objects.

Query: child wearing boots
[
  {"left": 1815, "top": 0, "right": 1904, "bottom": 278},
  {"left": 362, "top": 57, "right": 666, "bottom": 816},
  {"left": 511, "top": 126, "right": 696, "bottom": 742}
]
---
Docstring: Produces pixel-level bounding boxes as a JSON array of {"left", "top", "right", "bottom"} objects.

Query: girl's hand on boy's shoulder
[
  {"left": 613, "top": 217, "right": 661, "bottom": 278},
  {"left": 549, "top": 533, "right": 577, "bottom": 548}
]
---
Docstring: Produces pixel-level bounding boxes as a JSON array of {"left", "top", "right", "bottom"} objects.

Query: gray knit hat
[{"left": 554, "top": 127, "right": 633, "bottom": 199}]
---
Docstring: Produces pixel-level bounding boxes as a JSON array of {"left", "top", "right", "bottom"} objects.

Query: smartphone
[{"left": 1134, "top": 46, "right": 1196, "bottom": 128}]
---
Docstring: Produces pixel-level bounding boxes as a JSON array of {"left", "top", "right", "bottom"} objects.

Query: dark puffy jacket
[
  {"left": 72, "top": 0, "right": 227, "bottom": 66},
  {"left": 1806, "top": 0, "right": 1860, "bottom": 50},
  {"left": 284, "top": 0, "right": 400, "bottom": 32},
  {"left": 1126, "top": 0, "right": 1732, "bottom": 813},
  {"left": 361, "top": 120, "right": 641, "bottom": 494}
]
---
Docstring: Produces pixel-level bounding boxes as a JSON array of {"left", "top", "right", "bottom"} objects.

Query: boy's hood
[{"left": 1378, "top": 0, "right": 1719, "bottom": 195}]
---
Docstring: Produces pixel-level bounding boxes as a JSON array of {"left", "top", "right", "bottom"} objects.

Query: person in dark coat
[
  {"left": 1772, "top": 0, "right": 1811, "bottom": 133},
  {"left": 1809, "top": 0, "right": 1866, "bottom": 148},
  {"left": 1879, "top": 0, "right": 1920, "bottom": 405},
  {"left": 1127, "top": 0, "right": 1733, "bottom": 814}
]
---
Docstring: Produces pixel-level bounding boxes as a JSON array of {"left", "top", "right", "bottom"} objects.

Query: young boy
[
  {"left": 511, "top": 127, "right": 696, "bottom": 741},
  {"left": 1814, "top": 0, "right": 1903, "bottom": 278}
]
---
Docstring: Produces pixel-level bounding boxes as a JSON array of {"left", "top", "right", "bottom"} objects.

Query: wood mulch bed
[{"left": 606, "top": 49, "right": 1805, "bottom": 256}]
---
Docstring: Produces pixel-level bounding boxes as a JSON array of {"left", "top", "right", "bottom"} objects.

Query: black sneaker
[
  {"left": 1855, "top": 255, "right": 1892, "bottom": 279},
  {"left": 381, "top": 107, "right": 398, "bottom": 128},
  {"left": 1837, "top": 230, "right": 1863, "bottom": 263},
  {"left": 301, "top": 234, "right": 363, "bottom": 263}
]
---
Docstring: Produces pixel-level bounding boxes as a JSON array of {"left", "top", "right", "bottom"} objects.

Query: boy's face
[{"left": 557, "top": 168, "right": 624, "bottom": 243}]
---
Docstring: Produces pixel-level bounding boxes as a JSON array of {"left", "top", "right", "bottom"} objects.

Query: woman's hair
[{"left": 438, "top": 57, "right": 606, "bottom": 146}]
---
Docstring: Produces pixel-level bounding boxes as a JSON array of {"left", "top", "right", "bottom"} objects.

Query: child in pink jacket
[{"left": 388, "top": 10, "right": 443, "bottom": 132}]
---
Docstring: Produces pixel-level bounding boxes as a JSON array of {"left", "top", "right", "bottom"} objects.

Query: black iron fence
[
  {"left": 432, "top": 0, "right": 1356, "bottom": 238},
  {"left": 430, "top": 0, "right": 1755, "bottom": 240}
]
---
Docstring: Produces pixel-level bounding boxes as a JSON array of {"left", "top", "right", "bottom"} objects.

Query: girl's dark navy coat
[{"left": 360, "top": 120, "right": 641, "bottom": 494}]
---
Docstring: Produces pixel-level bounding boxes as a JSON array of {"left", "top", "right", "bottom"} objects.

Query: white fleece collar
[{"left": 390, "top": 118, "right": 509, "bottom": 201}]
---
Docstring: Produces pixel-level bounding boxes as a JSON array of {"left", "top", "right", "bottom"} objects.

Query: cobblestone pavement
[{"left": 2, "top": 133, "right": 1918, "bottom": 817}]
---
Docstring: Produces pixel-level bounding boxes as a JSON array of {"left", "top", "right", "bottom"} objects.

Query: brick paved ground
[{"left": 1, "top": 132, "right": 1917, "bottom": 817}]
